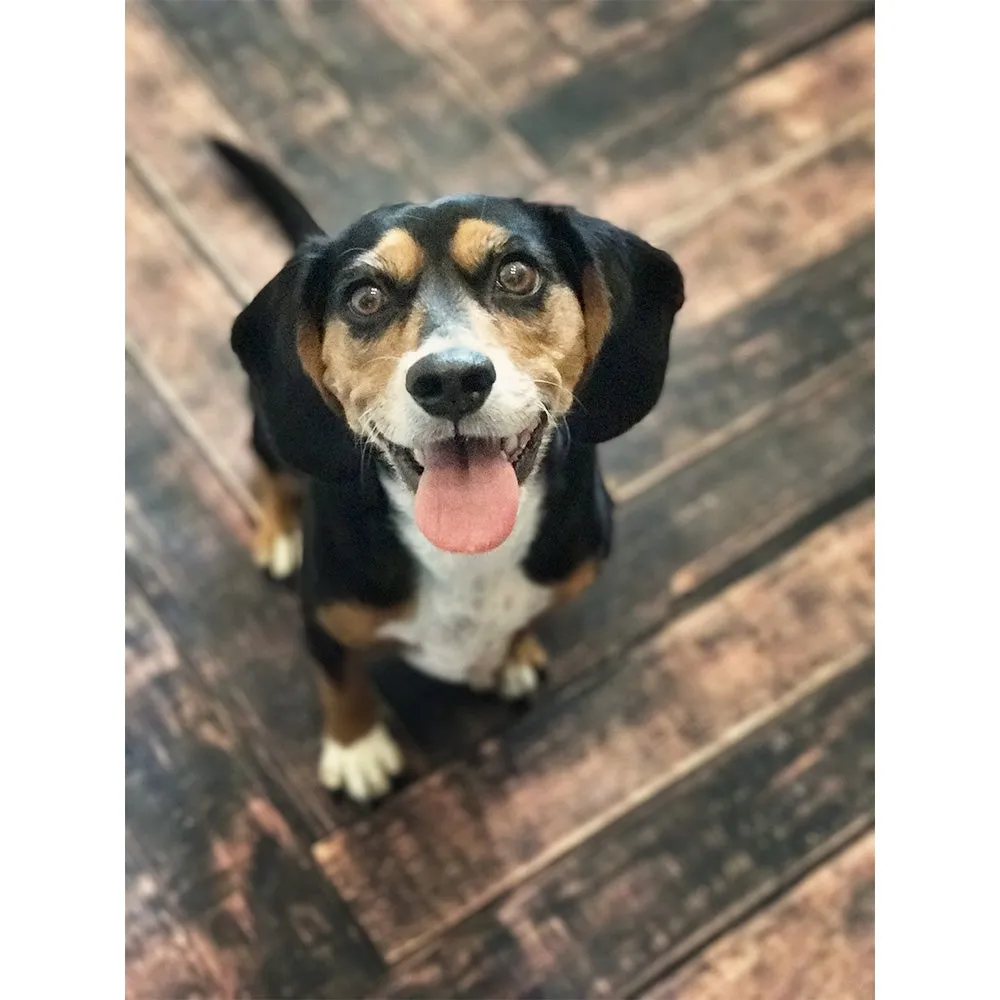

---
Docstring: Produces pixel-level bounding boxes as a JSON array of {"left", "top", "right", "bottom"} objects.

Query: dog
[{"left": 210, "top": 139, "right": 684, "bottom": 802}]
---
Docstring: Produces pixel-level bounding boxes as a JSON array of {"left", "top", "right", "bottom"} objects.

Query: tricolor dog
[{"left": 211, "top": 140, "right": 684, "bottom": 802}]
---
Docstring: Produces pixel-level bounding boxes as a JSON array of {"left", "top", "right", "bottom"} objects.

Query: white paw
[
  {"left": 317, "top": 724, "right": 404, "bottom": 802},
  {"left": 497, "top": 662, "right": 540, "bottom": 701},
  {"left": 254, "top": 528, "right": 302, "bottom": 580}
]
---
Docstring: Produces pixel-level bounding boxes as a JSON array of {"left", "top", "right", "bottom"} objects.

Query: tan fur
[
  {"left": 508, "top": 630, "right": 549, "bottom": 668},
  {"left": 315, "top": 599, "right": 413, "bottom": 649},
  {"left": 315, "top": 659, "right": 380, "bottom": 746},
  {"left": 250, "top": 461, "right": 302, "bottom": 565},
  {"left": 360, "top": 227, "right": 424, "bottom": 284},
  {"left": 449, "top": 219, "right": 510, "bottom": 272},
  {"left": 320, "top": 305, "right": 424, "bottom": 431},
  {"left": 296, "top": 229, "right": 426, "bottom": 429},
  {"left": 313, "top": 598, "right": 413, "bottom": 747},
  {"left": 495, "top": 284, "right": 589, "bottom": 413},
  {"left": 295, "top": 321, "right": 340, "bottom": 410},
  {"left": 297, "top": 218, "right": 616, "bottom": 430},
  {"left": 550, "top": 559, "right": 600, "bottom": 608},
  {"left": 580, "top": 263, "right": 613, "bottom": 361},
  {"left": 449, "top": 220, "right": 612, "bottom": 414}
]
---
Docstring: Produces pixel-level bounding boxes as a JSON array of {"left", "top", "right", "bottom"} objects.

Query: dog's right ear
[{"left": 231, "top": 242, "right": 359, "bottom": 479}]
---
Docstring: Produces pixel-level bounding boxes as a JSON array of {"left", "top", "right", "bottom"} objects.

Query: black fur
[{"left": 211, "top": 139, "right": 682, "bottom": 684}]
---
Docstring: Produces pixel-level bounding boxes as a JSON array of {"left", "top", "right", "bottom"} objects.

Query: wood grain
[
  {"left": 541, "top": 348, "right": 874, "bottom": 683},
  {"left": 375, "top": 658, "right": 874, "bottom": 998},
  {"left": 643, "top": 832, "right": 874, "bottom": 1000},
  {"left": 393, "top": 0, "right": 871, "bottom": 167},
  {"left": 314, "top": 501, "right": 874, "bottom": 962},
  {"left": 533, "top": 20, "right": 874, "bottom": 236},
  {"left": 655, "top": 123, "right": 874, "bottom": 329},
  {"left": 148, "top": 0, "right": 538, "bottom": 215},
  {"left": 126, "top": 833, "right": 233, "bottom": 1000},
  {"left": 125, "top": 167, "right": 252, "bottom": 499},
  {"left": 145, "top": 0, "right": 429, "bottom": 228},
  {"left": 602, "top": 211, "right": 874, "bottom": 492},
  {"left": 126, "top": 2, "right": 289, "bottom": 301},
  {"left": 125, "top": 579, "right": 384, "bottom": 999}
]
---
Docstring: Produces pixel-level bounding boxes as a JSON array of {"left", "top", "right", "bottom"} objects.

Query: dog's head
[{"left": 233, "top": 197, "right": 684, "bottom": 553}]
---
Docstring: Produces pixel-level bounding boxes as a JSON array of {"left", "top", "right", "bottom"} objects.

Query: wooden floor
[{"left": 124, "top": 2, "right": 875, "bottom": 997}]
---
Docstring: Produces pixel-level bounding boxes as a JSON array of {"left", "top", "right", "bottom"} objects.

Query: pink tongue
[{"left": 414, "top": 440, "right": 519, "bottom": 554}]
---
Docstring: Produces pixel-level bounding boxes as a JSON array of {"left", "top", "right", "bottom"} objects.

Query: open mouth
[{"left": 376, "top": 416, "right": 547, "bottom": 555}]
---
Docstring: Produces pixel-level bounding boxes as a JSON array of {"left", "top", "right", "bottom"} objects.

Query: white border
[
  {"left": 4, "top": 2, "right": 999, "bottom": 997},
  {"left": 878, "top": 4, "right": 1000, "bottom": 998},
  {"left": 1, "top": 1, "right": 122, "bottom": 995}
]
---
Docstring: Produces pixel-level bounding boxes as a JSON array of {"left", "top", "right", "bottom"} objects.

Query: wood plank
[
  {"left": 145, "top": 0, "right": 540, "bottom": 210},
  {"left": 542, "top": 346, "right": 873, "bottom": 677},
  {"left": 650, "top": 123, "right": 874, "bottom": 329},
  {"left": 602, "top": 186, "right": 874, "bottom": 493},
  {"left": 126, "top": 833, "right": 230, "bottom": 1000},
  {"left": 305, "top": 0, "right": 551, "bottom": 193},
  {"left": 376, "top": 657, "right": 875, "bottom": 998},
  {"left": 126, "top": 857, "right": 236, "bottom": 1000},
  {"left": 125, "top": 166, "right": 251, "bottom": 498},
  {"left": 125, "top": 356, "right": 428, "bottom": 837},
  {"left": 313, "top": 501, "right": 875, "bottom": 962},
  {"left": 390, "top": 0, "right": 870, "bottom": 168},
  {"left": 379, "top": 0, "right": 684, "bottom": 117},
  {"left": 126, "top": 1, "right": 289, "bottom": 300},
  {"left": 642, "top": 832, "right": 874, "bottom": 1000},
  {"left": 142, "top": 0, "right": 426, "bottom": 228},
  {"left": 511, "top": 1, "right": 870, "bottom": 167},
  {"left": 532, "top": 21, "right": 874, "bottom": 244},
  {"left": 125, "top": 581, "right": 384, "bottom": 999}
]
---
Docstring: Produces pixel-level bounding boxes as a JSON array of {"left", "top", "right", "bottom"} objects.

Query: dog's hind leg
[{"left": 249, "top": 412, "right": 303, "bottom": 580}]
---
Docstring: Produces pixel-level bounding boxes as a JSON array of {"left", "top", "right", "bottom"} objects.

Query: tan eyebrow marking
[
  {"left": 357, "top": 227, "right": 424, "bottom": 283},
  {"left": 449, "top": 219, "right": 510, "bottom": 273}
]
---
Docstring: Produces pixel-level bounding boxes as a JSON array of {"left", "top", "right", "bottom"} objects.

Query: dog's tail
[{"left": 209, "top": 138, "right": 324, "bottom": 246}]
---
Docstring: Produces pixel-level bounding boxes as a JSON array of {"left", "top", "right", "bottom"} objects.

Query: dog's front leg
[{"left": 304, "top": 614, "right": 404, "bottom": 803}]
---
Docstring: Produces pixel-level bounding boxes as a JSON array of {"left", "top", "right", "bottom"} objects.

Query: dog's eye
[
  {"left": 348, "top": 284, "right": 386, "bottom": 317},
  {"left": 496, "top": 259, "right": 540, "bottom": 296}
]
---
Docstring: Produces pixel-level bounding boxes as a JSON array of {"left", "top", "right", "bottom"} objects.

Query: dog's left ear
[{"left": 542, "top": 206, "right": 685, "bottom": 444}]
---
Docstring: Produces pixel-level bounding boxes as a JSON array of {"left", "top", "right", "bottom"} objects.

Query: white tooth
[
  {"left": 518, "top": 428, "right": 532, "bottom": 448},
  {"left": 412, "top": 448, "right": 426, "bottom": 467},
  {"left": 503, "top": 435, "right": 519, "bottom": 457}
]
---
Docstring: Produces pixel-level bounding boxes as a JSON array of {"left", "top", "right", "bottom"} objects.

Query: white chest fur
[{"left": 378, "top": 475, "right": 552, "bottom": 686}]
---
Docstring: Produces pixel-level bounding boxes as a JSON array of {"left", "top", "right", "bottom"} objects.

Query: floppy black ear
[
  {"left": 544, "top": 207, "right": 685, "bottom": 444},
  {"left": 231, "top": 241, "right": 361, "bottom": 480}
]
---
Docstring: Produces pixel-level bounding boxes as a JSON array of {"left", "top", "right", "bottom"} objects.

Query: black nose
[{"left": 405, "top": 348, "right": 496, "bottom": 421}]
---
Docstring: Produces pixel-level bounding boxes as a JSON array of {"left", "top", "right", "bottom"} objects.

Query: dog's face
[{"left": 233, "top": 197, "right": 683, "bottom": 552}]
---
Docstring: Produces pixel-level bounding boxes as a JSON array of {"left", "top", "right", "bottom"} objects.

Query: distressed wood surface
[
  {"left": 377, "top": 656, "right": 874, "bottom": 999},
  {"left": 387, "top": 0, "right": 871, "bottom": 167},
  {"left": 315, "top": 502, "right": 874, "bottom": 961},
  {"left": 125, "top": 575, "right": 384, "bottom": 999},
  {"left": 125, "top": 2, "right": 289, "bottom": 301},
  {"left": 532, "top": 20, "right": 874, "bottom": 230},
  {"left": 125, "top": 167, "right": 253, "bottom": 500},
  {"left": 125, "top": 3, "right": 875, "bottom": 996},
  {"left": 643, "top": 832, "right": 875, "bottom": 1000}
]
